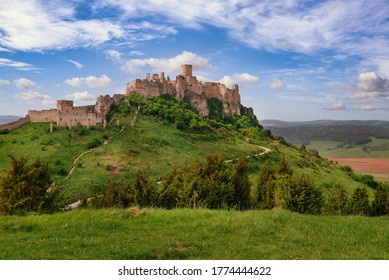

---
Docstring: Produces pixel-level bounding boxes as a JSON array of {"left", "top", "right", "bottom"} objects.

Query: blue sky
[{"left": 0, "top": 0, "right": 388, "bottom": 121}]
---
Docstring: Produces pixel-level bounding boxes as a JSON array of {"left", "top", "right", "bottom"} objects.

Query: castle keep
[{"left": 126, "top": 64, "right": 242, "bottom": 117}]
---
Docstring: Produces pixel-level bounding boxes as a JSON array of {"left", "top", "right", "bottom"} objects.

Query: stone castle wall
[
  {"left": 0, "top": 116, "right": 30, "bottom": 132},
  {"left": 126, "top": 64, "right": 241, "bottom": 116},
  {"left": 57, "top": 112, "right": 104, "bottom": 127},
  {"left": 28, "top": 109, "right": 57, "bottom": 122}
]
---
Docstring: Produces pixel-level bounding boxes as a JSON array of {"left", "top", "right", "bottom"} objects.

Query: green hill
[{"left": 0, "top": 95, "right": 379, "bottom": 207}]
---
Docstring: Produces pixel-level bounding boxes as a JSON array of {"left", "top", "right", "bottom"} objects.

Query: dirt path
[
  {"left": 64, "top": 144, "right": 272, "bottom": 210},
  {"left": 64, "top": 126, "right": 126, "bottom": 180},
  {"left": 225, "top": 145, "right": 272, "bottom": 163}
]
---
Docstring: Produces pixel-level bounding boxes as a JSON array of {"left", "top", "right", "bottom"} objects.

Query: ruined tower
[
  {"left": 180, "top": 64, "right": 192, "bottom": 78},
  {"left": 57, "top": 100, "right": 74, "bottom": 113}
]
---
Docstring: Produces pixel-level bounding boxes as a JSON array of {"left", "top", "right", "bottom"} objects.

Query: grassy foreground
[{"left": 0, "top": 209, "right": 387, "bottom": 260}]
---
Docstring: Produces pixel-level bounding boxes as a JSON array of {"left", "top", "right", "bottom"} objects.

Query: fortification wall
[
  {"left": 126, "top": 79, "right": 165, "bottom": 97},
  {"left": 69, "top": 105, "right": 95, "bottom": 114},
  {"left": 0, "top": 116, "right": 30, "bottom": 132},
  {"left": 28, "top": 109, "right": 57, "bottom": 122},
  {"left": 57, "top": 112, "right": 104, "bottom": 127}
]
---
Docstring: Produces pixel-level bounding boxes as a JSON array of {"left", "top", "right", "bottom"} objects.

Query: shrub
[
  {"left": 87, "top": 138, "right": 103, "bottom": 149},
  {"left": 325, "top": 185, "right": 349, "bottom": 215},
  {"left": 371, "top": 183, "right": 389, "bottom": 216},
  {"left": 128, "top": 169, "right": 158, "bottom": 208},
  {"left": 348, "top": 187, "right": 370, "bottom": 215},
  {"left": 88, "top": 183, "right": 132, "bottom": 209},
  {"left": 0, "top": 156, "right": 59, "bottom": 214},
  {"left": 233, "top": 158, "right": 251, "bottom": 210},
  {"left": 285, "top": 175, "right": 324, "bottom": 215}
]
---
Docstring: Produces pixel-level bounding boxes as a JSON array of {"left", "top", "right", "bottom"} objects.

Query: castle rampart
[
  {"left": 0, "top": 116, "right": 30, "bottom": 132},
  {"left": 28, "top": 109, "right": 57, "bottom": 122}
]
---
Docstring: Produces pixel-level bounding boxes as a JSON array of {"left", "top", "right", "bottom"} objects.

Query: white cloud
[
  {"left": 15, "top": 91, "right": 54, "bottom": 105},
  {"left": 351, "top": 72, "right": 389, "bottom": 100},
  {"left": 122, "top": 51, "right": 212, "bottom": 73},
  {"left": 66, "top": 59, "right": 84, "bottom": 69},
  {"left": 324, "top": 102, "right": 346, "bottom": 110},
  {"left": 130, "top": 51, "right": 144, "bottom": 56},
  {"left": 0, "top": 58, "right": 36, "bottom": 71},
  {"left": 270, "top": 79, "right": 286, "bottom": 89},
  {"left": 0, "top": 0, "right": 124, "bottom": 51},
  {"left": 0, "top": 79, "right": 10, "bottom": 86},
  {"left": 105, "top": 50, "right": 122, "bottom": 62},
  {"left": 353, "top": 105, "right": 376, "bottom": 111},
  {"left": 14, "top": 78, "right": 36, "bottom": 89},
  {"left": 218, "top": 73, "right": 260, "bottom": 87},
  {"left": 64, "top": 74, "right": 111, "bottom": 87},
  {"left": 65, "top": 91, "right": 95, "bottom": 101}
]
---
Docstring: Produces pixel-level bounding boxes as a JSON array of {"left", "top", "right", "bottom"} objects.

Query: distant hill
[
  {"left": 0, "top": 115, "right": 22, "bottom": 125},
  {"left": 260, "top": 119, "right": 389, "bottom": 145}
]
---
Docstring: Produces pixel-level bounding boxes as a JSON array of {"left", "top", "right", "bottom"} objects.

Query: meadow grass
[
  {"left": 0, "top": 208, "right": 387, "bottom": 260},
  {"left": 308, "top": 138, "right": 389, "bottom": 158}
]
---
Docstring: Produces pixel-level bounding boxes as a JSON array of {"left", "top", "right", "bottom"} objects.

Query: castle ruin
[
  {"left": 0, "top": 64, "right": 250, "bottom": 132},
  {"left": 126, "top": 64, "right": 242, "bottom": 117}
]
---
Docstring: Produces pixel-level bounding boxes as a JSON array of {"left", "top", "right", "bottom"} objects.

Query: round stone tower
[{"left": 180, "top": 64, "right": 192, "bottom": 78}]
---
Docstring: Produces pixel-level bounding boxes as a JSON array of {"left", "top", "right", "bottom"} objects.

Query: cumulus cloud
[
  {"left": 65, "top": 91, "right": 95, "bottom": 101},
  {"left": 351, "top": 72, "right": 389, "bottom": 100},
  {"left": 66, "top": 59, "right": 84, "bottom": 69},
  {"left": 218, "top": 73, "right": 260, "bottom": 87},
  {"left": 105, "top": 50, "right": 121, "bottom": 62},
  {"left": 270, "top": 79, "right": 286, "bottom": 89},
  {"left": 324, "top": 102, "right": 346, "bottom": 110},
  {"left": 122, "top": 51, "right": 212, "bottom": 73},
  {"left": 0, "top": 79, "right": 10, "bottom": 86},
  {"left": 64, "top": 74, "right": 111, "bottom": 87},
  {"left": 15, "top": 91, "right": 54, "bottom": 105},
  {"left": 14, "top": 78, "right": 36, "bottom": 89}
]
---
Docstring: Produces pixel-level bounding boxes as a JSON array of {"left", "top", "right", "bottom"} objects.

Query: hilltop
[{"left": 0, "top": 94, "right": 380, "bottom": 207}]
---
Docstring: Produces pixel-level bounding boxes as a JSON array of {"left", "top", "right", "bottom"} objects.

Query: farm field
[{"left": 308, "top": 138, "right": 389, "bottom": 179}]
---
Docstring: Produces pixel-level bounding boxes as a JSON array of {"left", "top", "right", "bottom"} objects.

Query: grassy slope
[
  {"left": 0, "top": 208, "right": 387, "bottom": 260},
  {"left": 1, "top": 112, "right": 375, "bottom": 204}
]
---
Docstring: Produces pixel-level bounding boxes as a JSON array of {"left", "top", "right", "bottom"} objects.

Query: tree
[
  {"left": 0, "top": 156, "right": 59, "bottom": 214},
  {"left": 129, "top": 169, "right": 158, "bottom": 208},
  {"left": 348, "top": 187, "right": 370, "bottom": 215},
  {"left": 285, "top": 174, "right": 324, "bottom": 215},
  {"left": 371, "top": 183, "right": 389, "bottom": 216},
  {"left": 233, "top": 157, "right": 251, "bottom": 210},
  {"left": 253, "top": 162, "right": 275, "bottom": 208},
  {"left": 325, "top": 185, "right": 349, "bottom": 215}
]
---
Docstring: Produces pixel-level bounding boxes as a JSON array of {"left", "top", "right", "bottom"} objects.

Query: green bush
[
  {"left": 371, "top": 183, "right": 389, "bottom": 216},
  {"left": 128, "top": 169, "right": 158, "bottom": 208},
  {"left": 285, "top": 174, "right": 324, "bottom": 215},
  {"left": 325, "top": 185, "right": 349, "bottom": 215},
  {"left": 87, "top": 138, "right": 103, "bottom": 149},
  {"left": 0, "top": 156, "right": 59, "bottom": 214},
  {"left": 348, "top": 187, "right": 370, "bottom": 215}
]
